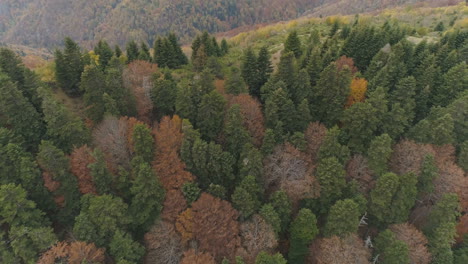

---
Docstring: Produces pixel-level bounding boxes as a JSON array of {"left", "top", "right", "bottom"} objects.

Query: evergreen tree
[
  {"left": 284, "top": 31, "right": 302, "bottom": 58},
  {"left": 374, "top": 229, "right": 410, "bottom": 264},
  {"left": 88, "top": 149, "right": 113, "bottom": 195},
  {"left": 94, "top": 40, "right": 114, "bottom": 69},
  {"left": 106, "top": 59, "right": 137, "bottom": 117},
  {"left": 261, "top": 129, "right": 277, "bottom": 156},
  {"left": 114, "top": 45, "right": 122, "bottom": 57},
  {"left": 225, "top": 67, "right": 247, "bottom": 95},
  {"left": 224, "top": 105, "right": 251, "bottom": 162},
  {"left": 264, "top": 88, "right": 297, "bottom": 134},
  {"left": 390, "top": 76, "right": 416, "bottom": 124},
  {"left": 270, "top": 191, "right": 292, "bottom": 233},
  {"left": 182, "top": 182, "right": 201, "bottom": 205},
  {"left": 221, "top": 38, "right": 229, "bottom": 55},
  {"left": 324, "top": 199, "right": 360, "bottom": 237},
  {"left": 316, "top": 157, "right": 347, "bottom": 211},
  {"left": 256, "top": 252, "right": 287, "bottom": 264},
  {"left": 168, "top": 33, "right": 188, "bottom": 66},
  {"left": 131, "top": 124, "right": 154, "bottom": 162},
  {"left": 197, "top": 90, "right": 226, "bottom": 141},
  {"left": 241, "top": 47, "right": 258, "bottom": 96},
  {"left": 432, "top": 63, "right": 467, "bottom": 107},
  {"left": 367, "top": 134, "right": 393, "bottom": 177},
  {"left": 459, "top": 141, "right": 468, "bottom": 171},
  {"left": 256, "top": 46, "right": 274, "bottom": 96},
  {"left": 342, "top": 102, "right": 378, "bottom": 153},
  {"left": 81, "top": 65, "right": 106, "bottom": 122},
  {"left": 306, "top": 48, "right": 323, "bottom": 87},
  {"left": 259, "top": 204, "right": 281, "bottom": 235},
  {"left": 126, "top": 40, "right": 140, "bottom": 63},
  {"left": 110, "top": 230, "right": 145, "bottom": 263},
  {"left": 418, "top": 155, "right": 438, "bottom": 196},
  {"left": 54, "top": 37, "right": 85, "bottom": 96},
  {"left": 288, "top": 208, "right": 318, "bottom": 264},
  {"left": 138, "top": 41, "right": 151, "bottom": 62},
  {"left": 317, "top": 126, "right": 350, "bottom": 166},
  {"left": 0, "top": 48, "right": 25, "bottom": 88},
  {"left": 0, "top": 74, "right": 45, "bottom": 151}
]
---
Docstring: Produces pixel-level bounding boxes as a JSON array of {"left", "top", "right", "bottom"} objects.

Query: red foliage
[
  {"left": 144, "top": 221, "right": 183, "bottom": 264},
  {"left": 152, "top": 115, "right": 195, "bottom": 190},
  {"left": 308, "top": 234, "right": 371, "bottom": 264},
  {"left": 263, "top": 143, "right": 319, "bottom": 208},
  {"left": 69, "top": 145, "right": 97, "bottom": 195},
  {"left": 162, "top": 189, "right": 188, "bottom": 223},
  {"left": 304, "top": 122, "right": 327, "bottom": 163},
  {"left": 191, "top": 193, "right": 241, "bottom": 262},
  {"left": 389, "top": 223, "right": 431, "bottom": 264},
  {"left": 229, "top": 94, "right": 265, "bottom": 147},
  {"left": 38, "top": 241, "right": 105, "bottom": 264},
  {"left": 346, "top": 154, "right": 375, "bottom": 195},
  {"left": 123, "top": 60, "right": 158, "bottom": 123},
  {"left": 335, "top": 55, "right": 359, "bottom": 75},
  {"left": 181, "top": 249, "right": 216, "bottom": 264}
]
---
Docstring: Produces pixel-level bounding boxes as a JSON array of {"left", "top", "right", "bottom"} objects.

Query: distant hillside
[{"left": 1, "top": 0, "right": 459, "bottom": 49}]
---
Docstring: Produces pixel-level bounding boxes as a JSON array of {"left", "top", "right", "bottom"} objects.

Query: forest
[{"left": 0, "top": 2, "right": 468, "bottom": 264}]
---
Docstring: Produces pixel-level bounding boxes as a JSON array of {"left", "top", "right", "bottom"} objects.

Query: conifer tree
[
  {"left": 288, "top": 208, "right": 318, "bottom": 264},
  {"left": 110, "top": 230, "right": 145, "bottom": 263},
  {"left": 132, "top": 124, "right": 154, "bottom": 163},
  {"left": 126, "top": 40, "right": 140, "bottom": 63},
  {"left": 151, "top": 73, "right": 177, "bottom": 118},
  {"left": 317, "top": 126, "right": 350, "bottom": 165},
  {"left": 432, "top": 63, "right": 467, "bottom": 107},
  {"left": 197, "top": 90, "right": 226, "bottom": 141},
  {"left": 375, "top": 230, "right": 410, "bottom": 264},
  {"left": 94, "top": 40, "right": 114, "bottom": 69},
  {"left": 224, "top": 105, "right": 251, "bottom": 161},
  {"left": 417, "top": 155, "right": 438, "bottom": 196},
  {"left": 316, "top": 157, "right": 347, "bottom": 211},
  {"left": 367, "top": 134, "right": 392, "bottom": 177},
  {"left": 284, "top": 31, "right": 302, "bottom": 58},
  {"left": 225, "top": 67, "right": 247, "bottom": 95},
  {"left": 114, "top": 45, "right": 122, "bottom": 57},
  {"left": 261, "top": 129, "right": 277, "bottom": 156},
  {"left": 54, "top": 37, "right": 85, "bottom": 96},
  {"left": 138, "top": 42, "right": 151, "bottom": 62},
  {"left": 241, "top": 47, "right": 258, "bottom": 96},
  {"left": 324, "top": 199, "right": 360, "bottom": 237},
  {"left": 221, "top": 39, "right": 229, "bottom": 55},
  {"left": 270, "top": 191, "right": 292, "bottom": 233},
  {"left": 342, "top": 102, "right": 378, "bottom": 152},
  {"left": 81, "top": 65, "right": 106, "bottom": 122},
  {"left": 88, "top": 149, "right": 113, "bottom": 195}
]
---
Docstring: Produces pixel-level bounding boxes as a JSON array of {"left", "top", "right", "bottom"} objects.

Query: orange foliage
[
  {"left": 123, "top": 60, "right": 158, "bottom": 123},
  {"left": 162, "top": 189, "right": 188, "bottom": 223},
  {"left": 38, "top": 241, "right": 105, "bottom": 264},
  {"left": 123, "top": 116, "right": 145, "bottom": 156},
  {"left": 308, "top": 234, "right": 371, "bottom": 264},
  {"left": 389, "top": 223, "right": 431, "bottom": 264},
  {"left": 69, "top": 145, "right": 97, "bottom": 195},
  {"left": 229, "top": 94, "right": 265, "bottom": 147},
  {"left": 345, "top": 78, "right": 368, "bottom": 108},
  {"left": 335, "top": 56, "right": 359, "bottom": 75},
  {"left": 304, "top": 122, "right": 327, "bottom": 163},
  {"left": 191, "top": 193, "right": 241, "bottom": 262},
  {"left": 152, "top": 115, "right": 195, "bottom": 190},
  {"left": 176, "top": 208, "right": 194, "bottom": 245},
  {"left": 181, "top": 249, "right": 216, "bottom": 264},
  {"left": 144, "top": 221, "right": 183, "bottom": 264}
]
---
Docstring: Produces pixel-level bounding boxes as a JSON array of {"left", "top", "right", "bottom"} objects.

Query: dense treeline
[{"left": 1, "top": 11, "right": 468, "bottom": 264}]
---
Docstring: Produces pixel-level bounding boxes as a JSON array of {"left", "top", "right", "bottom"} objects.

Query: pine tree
[
  {"left": 114, "top": 45, "right": 122, "bottom": 57},
  {"left": 288, "top": 208, "right": 318, "bottom": 264},
  {"left": 138, "top": 42, "right": 151, "bottom": 62},
  {"left": 197, "top": 90, "right": 226, "bottom": 141},
  {"left": 459, "top": 141, "right": 468, "bottom": 171},
  {"left": 259, "top": 204, "right": 281, "bottom": 235},
  {"left": 54, "top": 37, "right": 85, "bottom": 96},
  {"left": 306, "top": 48, "right": 323, "bottom": 87},
  {"left": 324, "top": 199, "right": 360, "bottom": 237},
  {"left": 375, "top": 230, "right": 410, "bottom": 264},
  {"left": 126, "top": 40, "right": 140, "bottom": 63},
  {"left": 94, "top": 40, "right": 114, "bottom": 69},
  {"left": 132, "top": 124, "right": 154, "bottom": 163},
  {"left": 284, "top": 31, "right": 302, "bottom": 58},
  {"left": 418, "top": 155, "right": 438, "bottom": 196},
  {"left": 241, "top": 47, "right": 259, "bottom": 97},
  {"left": 432, "top": 63, "right": 467, "bottom": 107},
  {"left": 316, "top": 157, "right": 347, "bottom": 211},
  {"left": 367, "top": 134, "right": 393, "bottom": 177},
  {"left": 109, "top": 230, "right": 145, "bottom": 263},
  {"left": 221, "top": 39, "right": 229, "bottom": 55},
  {"left": 81, "top": 65, "right": 106, "bottom": 122},
  {"left": 88, "top": 149, "right": 113, "bottom": 195},
  {"left": 341, "top": 102, "right": 378, "bottom": 153},
  {"left": 151, "top": 74, "right": 177, "bottom": 118},
  {"left": 270, "top": 191, "right": 292, "bottom": 233},
  {"left": 261, "top": 129, "right": 277, "bottom": 156},
  {"left": 317, "top": 126, "right": 350, "bottom": 165},
  {"left": 264, "top": 88, "right": 297, "bottom": 134},
  {"left": 224, "top": 105, "right": 251, "bottom": 161},
  {"left": 106, "top": 61, "right": 137, "bottom": 116},
  {"left": 256, "top": 46, "right": 273, "bottom": 95},
  {"left": 225, "top": 67, "right": 247, "bottom": 95}
]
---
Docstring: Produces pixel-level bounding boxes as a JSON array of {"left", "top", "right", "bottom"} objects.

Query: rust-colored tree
[
  {"left": 123, "top": 60, "right": 158, "bottom": 123},
  {"left": 304, "top": 122, "right": 327, "bottom": 163},
  {"left": 152, "top": 115, "right": 194, "bottom": 190},
  {"left": 345, "top": 78, "right": 367, "bottom": 108},
  {"left": 308, "top": 234, "right": 371, "bottom": 264},
  {"left": 37, "top": 241, "right": 105, "bottom": 264},
  {"left": 335, "top": 56, "right": 359, "bottom": 75},
  {"left": 263, "top": 143, "right": 319, "bottom": 207},
  {"left": 191, "top": 193, "right": 241, "bottom": 262},
  {"left": 180, "top": 249, "right": 216, "bottom": 264},
  {"left": 345, "top": 154, "right": 375, "bottom": 195},
  {"left": 456, "top": 214, "right": 468, "bottom": 244},
  {"left": 162, "top": 189, "right": 188, "bottom": 223},
  {"left": 229, "top": 94, "right": 265, "bottom": 147},
  {"left": 92, "top": 116, "right": 131, "bottom": 172},
  {"left": 69, "top": 145, "right": 97, "bottom": 195},
  {"left": 144, "top": 221, "right": 183, "bottom": 264},
  {"left": 389, "top": 223, "right": 431, "bottom": 264},
  {"left": 176, "top": 208, "right": 194, "bottom": 246},
  {"left": 238, "top": 214, "right": 278, "bottom": 264}
]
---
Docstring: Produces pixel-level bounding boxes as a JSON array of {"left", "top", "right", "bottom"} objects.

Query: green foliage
[
  {"left": 81, "top": 65, "right": 106, "bottom": 122},
  {"left": 153, "top": 33, "right": 188, "bottom": 68},
  {"left": 225, "top": 67, "right": 247, "bottom": 95},
  {"left": 459, "top": 141, "right": 468, "bottom": 171},
  {"left": 224, "top": 105, "right": 251, "bottom": 162},
  {"left": 138, "top": 42, "right": 151, "bottom": 62},
  {"left": 110, "top": 230, "right": 145, "bottom": 263},
  {"left": 197, "top": 90, "right": 226, "bottom": 141},
  {"left": 288, "top": 208, "right": 318, "bottom": 264},
  {"left": 289, "top": 132, "right": 307, "bottom": 152},
  {"left": 132, "top": 124, "right": 154, "bottom": 163},
  {"left": 432, "top": 63, "right": 467, "bottom": 107},
  {"left": 342, "top": 101, "right": 378, "bottom": 152},
  {"left": 231, "top": 175, "right": 262, "bottom": 219},
  {"left": 259, "top": 204, "right": 281, "bottom": 235},
  {"left": 126, "top": 40, "right": 140, "bottom": 63},
  {"left": 241, "top": 46, "right": 273, "bottom": 98},
  {"left": 284, "top": 31, "right": 302, "bottom": 58},
  {"left": 55, "top": 37, "right": 86, "bottom": 96},
  {"left": 206, "top": 183, "right": 227, "bottom": 199},
  {"left": 182, "top": 182, "right": 201, "bottom": 205},
  {"left": 324, "top": 199, "right": 360, "bottom": 237},
  {"left": 264, "top": 88, "right": 297, "bottom": 134},
  {"left": 89, "top": 149, "right": 113, "bottom": 195},
  {"left": 94, "top": 40, "right": 114, "bottom": 69},
  {"left": 261, "top": 129, "right": 277, "bottom": 156},
  {"left": 408, "top": 109, "right": 455, "bottom": 146},
  {"left": 238, "top": 143, "right": 263, "bottom": 182},
  {"left": 315, "top": 157, "right": 347, "bottom": 211},
  {"left": 270, "top": 191, "right": 292, "bottom": 234},
  {"left": 418, "top": 155, "right": 438, "bottom": 196},
  {"left": 256, "top": 251, "right": 287, "bottom": 264},
  {"left": 374, "top": 229, "right": 410, "bottom": 264},
  {"left": 318, "top": 126, "right": 350, "bottom": 165},
  {"left": 367, "top": 134, "right": 393, "bottom": 176}
]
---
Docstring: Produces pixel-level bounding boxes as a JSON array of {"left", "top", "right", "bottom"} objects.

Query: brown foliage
[
  {"left": 304, "top": 122, "right": 327, "bottom": 163},
  {"left": 38, "top": 241, "right": 105, "bottom": 264},
  {"left": 346, "top": 155, "right": 375, "bottom": 195},
  {"left": 229, "top": 94, "right": 265, "bottom": 147},
  {"left": 92, "top": 116, "right": 132, "bottom": 172},
  {"left": 238, "top": 215, "right": 278, "bottom": 264},
  {"left": 123, "top": 60, "right": 158, "bottom": 123},
  {"left": 390, "top": 139, "right": 435, "bottom": 176},
  {"left": 456, "top": 214, "right": 468, "bottom": 244},
  {"left": 144, "top": 221, "right": 183, "bottom": 264},
  {"left": 176, "top": 208, "right": 194, "bottom": 246},
  {"left": 308, "top": 234, "right": 371, "bottom": 264},
  {"left": 263, "top": 144, "right": 319, "bottom": 207},
  {"left": 152, "top": 115, "right": 195, "bottom": 190},
  {"left": 69, "top": 145, "right": 97, "bottom": 195},
  {"left": 191, "top": 193, "right": 241, "bottom": 262},
  {"left": 389, "top": 223, "right": 431, "bottom": 264},
  {"left": 42, "top": 171, "right": 64, "bottom": 207},
  {"left": 162, "top": 189, "right": 188, "bottom": 223},
  {"left": 335, "top": 56, "right": 359, "bottom": 75},
  {"left": 180, "top": 249, "right": 216, "bottom": 264}
]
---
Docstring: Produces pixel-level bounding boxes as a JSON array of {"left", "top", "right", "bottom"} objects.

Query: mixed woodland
[{"left": 0, "top": 3, "right": 468, "bottom": 264}]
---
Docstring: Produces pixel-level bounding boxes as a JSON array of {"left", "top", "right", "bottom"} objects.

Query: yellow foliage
[
  {"left": 88, "top": 50, "right": 100, "bottom": 65},
  {"left": 346, "top": 78, "right": 368, "bottom": 108},
  {"left": 34, "top": 61, "right": 56, "bottom": 83}
]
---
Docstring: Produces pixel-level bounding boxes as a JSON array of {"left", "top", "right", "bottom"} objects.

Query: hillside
[{"left": 1, "top": 0, "right": 459, "bottom": 49}]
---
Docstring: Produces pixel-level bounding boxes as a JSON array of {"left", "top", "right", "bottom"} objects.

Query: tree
[
  {"left": 131, "top": 123, "right": 154, "bottom": 162},
  {"left": 229, "top": 94, "right": 265, "bottom": 147},
  {"left": 144, "top": 221, "right": 183, "bottom": 264},
  {"left": 181, "top": 249, "right": 216, "bottom": 264},
  {"left": 81, "top": 65, "right": 106, "bottom": 122},
  {"left": 239, "top": 215, "right": 278, "bottom": 263},
  {"left": 197, "top": 90, "right": 226, "bottom": 141},
  {"left": 94, "top": 40, "right": 114, "bottom": 69},
  {"left": 255, "top": 252, "right": 286, "bottom": 264},
  {"left": 288, "top": 208, "right": 319, "bottom": 264},
  {"left": 109, "top": 230, "right": 145, "bottom": 263},
  {"left": 161, "top": 189, "right": 187, "bottom": 222},
  {"left": 0, "top": 74, "right": 45, "bottom": 151},
  {"left": 182, "top": 182, "right": 201, "bottom": 205},
  {"left": 389, "top": 223, "right": 432, "bottom": 264},
  {"left": 151, "top": 74, "right": 177, "bottom": 118},
  {"left": 70, "top": 145, "right": 97, "bottom": 195},
  {"left": 232, "top": 175, "right": 262, "bottom": 219},
  {"left": 308, "top": 234, "right": 371, "bottom": 264},
  {"left": 191, "top": 193, "right": 240, "bottom": 262},
  {"left": 459, "top": 141, "right": 468, "bottom": 171},
  {"left": 317, "top": 126, "right": 350, "bottom": 165},
  {"left": 304, "top": 122, "right": 327, "bottom": 162},
  {"left": 238, "top": 143, "right": 263, "bottom": 182},
  {"left": 226, "top": 67, "right": 247, "bottom": 95},
  {"left": 270, "top": 191, "right": 292, "bottom": 234},
  {"left": 264, "top": 88, "right": 297, "bottom": 134},
  {"left": 341, "top": 101, "right": 378, "bottom": 152},
  {"left": 315, "top": 157, "right": 347, "bottom": 211},
  {"left": 418, "top": 155, "right": 438, "bottom": 197},
  {"left": 324, "top": 199, "right": 360, "bottom": 237},
  {"left": 126, "top": 40, "right": 140, "bottom": 63},
  {"left": 129, "top": 162, "right": 165, "bottom": 234},
  {"left": 54, "top": 37, "right": 85, "bottom": 96},
  {"left": 259, "top": 204, "right": 281, "bottom": 236},
  {"left": 255, "top": 46, "right": 274, "bottom": 98},
  {"left": 375, "top": 229, "right": 410, "bottom": 264},
  {"left": 39, "top": 87, "right": 90, "bottom": 153},
  {"left": 221, "top": 39, "right": 229, "bottom": 55},
  {"left": 432, "top": 63, "right": 468, "bottom": 107},
  {"left": 138, "top": 42, "right": 151, "bottom": 61},
  {"left": 37, "top": 241, "right": 105, "bottom": 264},
  {"left": 367, "top": 134, "right": 392, "bottom": 176},
  {"left": 224, "top": 105, "right": 251, "bottom": 162},
  {"left": 346, "top": 78, "right": 368, "bottom": 107},
  {"left": 261, "top": 129, "right": 276, "bottom": 156},
  {"left": 284, "top": 31, "right": 302, "bottom": 58},
  {"left": 241, "top": 48, "right": 259, "bottom": 97},
  {"left": 88, "top": 149, "right": 113, "bottom": 195}
]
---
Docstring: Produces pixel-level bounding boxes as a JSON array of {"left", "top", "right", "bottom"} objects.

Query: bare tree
[{"left": 144, "top": 221, "right": 183, "bottom": 264}]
